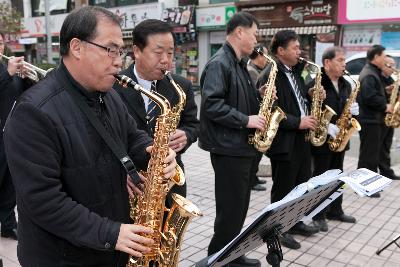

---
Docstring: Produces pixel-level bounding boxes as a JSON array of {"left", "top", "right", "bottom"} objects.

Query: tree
[{"left": 0, "top": 2, "right": 23, "bottom": 34}]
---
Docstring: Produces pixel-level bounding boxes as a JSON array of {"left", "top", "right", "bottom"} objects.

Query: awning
[{"left": 258, "top": 25, "right": 337, "bottom": 36}]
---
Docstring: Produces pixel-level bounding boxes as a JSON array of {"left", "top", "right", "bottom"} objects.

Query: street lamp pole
[{"left": 44, "top": 0, "right": 53, "bottom": 64}]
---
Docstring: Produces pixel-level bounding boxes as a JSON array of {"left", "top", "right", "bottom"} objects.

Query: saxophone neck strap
[{"left": 60, "top": 74, "right": 143, "bottom": 188}]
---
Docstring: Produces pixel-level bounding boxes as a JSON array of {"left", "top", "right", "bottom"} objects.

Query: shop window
[
  {"left": 31, "top": 0, "right": 74, "bottom": 17},
  {"left": 175, "top": 42, "right": 199, "bottom": 86}
]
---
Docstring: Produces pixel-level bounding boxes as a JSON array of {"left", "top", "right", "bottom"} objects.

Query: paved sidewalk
[{"left": 1, "top": 142, "right": 400, "bottom": 267}]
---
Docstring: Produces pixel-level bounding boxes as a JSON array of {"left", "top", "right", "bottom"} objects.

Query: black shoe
[
  {"left": 369, "top": 192, "right": 381, "bottom": 198},
  {"left": 228, "top": 255, "right": 261, "bottom": 267},
  {"left": 251, "top": 184, "right": 266, "bottom": 191},
  {"left": 1, "top": 228, "right": 17, "bottom": 240},
  {"left": 389, "top": 175, "right": 400, "bottom": 180},
  {"left": 327, "top": 213, "right": 356, "bottom": 223},
  {"left": 256, "top": 178, "right": 266, "bottom": 184},
  {"left": 312, "top": 219, "right": 328, "bottom": 232},
  {"left": 288, "top": 222, "right": 319, "bottom": 237},
  {"left": 279, "top": 233, "right": 300, "bottom": 249}
]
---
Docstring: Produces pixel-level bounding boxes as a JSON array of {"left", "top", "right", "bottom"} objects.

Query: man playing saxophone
[
  {"left": 113, "top": 19, "right": 199, "bottom": 207},
  {"left": 378, "top": 56, "right": 400, "bottom": 180},
  {"left": 3, "top": 6, "right": 178, "bottom": 266},
  {"left": 309, "top": 47, "right": 358, "bottom": 232},
  {"left": 357, "top": 45, "right": 394, "bottom": 198},
  {"left": 256, "top": 30, "right": 322, "bottom": 250},
  {"left": 199, "top": 12, "right": 266, "bottom": 267}
]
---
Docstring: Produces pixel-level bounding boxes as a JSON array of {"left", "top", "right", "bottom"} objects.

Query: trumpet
[{"left": 0, "top": 53, "right": 51, "bottom": 82}]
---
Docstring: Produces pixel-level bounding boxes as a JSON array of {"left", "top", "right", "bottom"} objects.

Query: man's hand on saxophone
[
  {"left": 169, "top": 129, "right": 188, "bottom": 153},
  {"left": 258, "top": 84, "right": 278, "bottom": 100},
  {"left": 247, "top": 115, "right": 266, "bottom": 130},
  {"left": 386, "top": 103, "right": 394, "bottom": 113},
  {"left": 299, "top": 116, "right": 318, "bottom": 131},
  {"left": 115, "top": 224, "right": 154, "bottom": 258},
  {"left": 308, "top": 86, "right": 327, "bottom": 100},
  {"left": 126, "top": 146, "right": 177, "bottom": 197}
]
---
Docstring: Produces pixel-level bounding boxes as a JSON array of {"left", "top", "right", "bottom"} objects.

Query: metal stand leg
[
  {"left": 377, "top": 234, "right": 400, "bottom": 255},
  {"left": 263, "top": 228, "right": 283, "bottom": 267}
]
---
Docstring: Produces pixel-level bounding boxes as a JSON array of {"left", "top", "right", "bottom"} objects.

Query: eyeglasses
[{"left": 83, "top": 39, "right": 126, "bottom": 58}]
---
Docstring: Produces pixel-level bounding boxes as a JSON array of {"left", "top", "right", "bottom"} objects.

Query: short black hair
[
  {"left": 60, "top": 6, "right": 121, "bottom": 56},
  {"left": 0, "top": 32, "right": 4, "bottom": 39},
  {"left": 366, "top": 44, "right": 385, "bottom": 61},
  {"left": 132, "top": 19, "right": 175, "bottom": 51},
  {"left": 249, "top": 44, "right": 265, "bottom": 60},
  {"left": 226, "top": 12, "right": 259, "bottom": 35},
  {"left": 270, "top": 30, "right": 299, "bottom": 55},
  {"left": 322, "top": 46, "right": 344, "bottom": 64}
]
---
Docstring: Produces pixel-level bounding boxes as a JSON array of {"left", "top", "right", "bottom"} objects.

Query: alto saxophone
[
  {"left": 249, "top": 48, "right": 286, "bottom": 153},
  {"left": 299, "top": 58, "right": 336, "bottom": 146},
  {"left": 114, "top": 74, "right": 202, "bottom": 267},
  {"left": 328, "top": 70, "right": 361, "bottom": 152},
  {"left": 384, "top": 65, "right": 400, "bottom": 128}
]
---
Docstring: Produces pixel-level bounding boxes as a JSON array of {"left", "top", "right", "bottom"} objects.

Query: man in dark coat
[
  {"left": 199, "top": 12, "right": 266, "bottom": 267},
  {"left": 3, "top": 6, "right": 178, "bottom": 266},
  {"left": 114, "top": 19, "right": 199, "bottom": 206},
  {"left": 357, "top": 45, "right": 393, "bottom": 198},
  {"left": 378, "top": 56, "right": 400, "bottom": 180},
  {"left": 0, "top": 32, "right": 35, "bottom": 241},
  {"left": 257, "top": 30, "right": 321, "bottom": 250},
  {"left": 309, "top": 47, "right": 357, "bottom": 232}
]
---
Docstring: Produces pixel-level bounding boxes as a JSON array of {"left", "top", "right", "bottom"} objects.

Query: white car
[{"left": 345, "top": 50, "right": 400, "bottom": 81}]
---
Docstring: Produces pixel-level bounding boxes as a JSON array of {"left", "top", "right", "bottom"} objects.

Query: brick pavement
[{"left": 1, "top": 142, "right": 400, "bottom": 267}]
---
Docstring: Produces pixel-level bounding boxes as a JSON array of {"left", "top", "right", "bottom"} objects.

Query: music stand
[
  {"left": 196, "top": 180, "right": 343, "bottom": 267},
  {"left": 376, "top": 234, "right": 400, "bottom": 255}
]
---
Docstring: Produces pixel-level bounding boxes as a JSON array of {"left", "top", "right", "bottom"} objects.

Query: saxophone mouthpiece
[
  {"left": 164, "top": 70, "right": 174, "bottom": 82},
  {"left": 298, "top": 57, "right": 305, "bottom": 63},
  {"left": 343, "top": 70, "right": 350, "bottom": 76}
]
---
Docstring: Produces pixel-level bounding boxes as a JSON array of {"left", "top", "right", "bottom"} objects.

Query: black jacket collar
[{"left": 59, "top": 60, "right": 106, "bottom": 102}]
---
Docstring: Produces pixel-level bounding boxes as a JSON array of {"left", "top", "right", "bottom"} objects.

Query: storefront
[
  {"left": 236, "top": 0, "right": 338, "bottom": 65},
  {"left": 162, "top": 5, "right": 199, "bottom": 85},
  {"left": 21, "top": 13, "right": 68, "bottom": 65},
  {"left": 338, "top": 0, "right": 400, "bottom": 57},
  {"left": 196, "top": 5, "right": 236, "bottom": 78}
]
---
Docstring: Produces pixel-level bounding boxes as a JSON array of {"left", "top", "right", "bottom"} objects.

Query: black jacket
[
  {"left": 256, "top": 60, "right": 309, "bottom": 161},
  {"left": 308, "top": 68, "right": 352, "bottom": 154},
  {"left": 113, "top": 63, "right": 199, "bottom": 168},
  {"left": 357, "top": 62, "right": 387, "bottom": 124},
  {"left": 199, "top": 42, "right": 260, "bottom": 157},
  {"left": 3, "top": 62, "right": 152, "bottom": 267}
]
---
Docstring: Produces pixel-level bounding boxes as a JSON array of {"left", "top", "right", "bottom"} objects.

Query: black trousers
[
  {"left": 378, "top": 125, "right": 395, "bottom": 177},
  {"left": 358, "top": 123, "right": 386, "bottom": 172},
  {"left": 208, "top": 153, "right": 254, "bottom": 256},
  {"left": 312, "top": 151, "right": 345, "bottom": 219},
  {"left": 0, "top": 139, "right": 17, "bottom": 232},
  {"left": 270, "top": 133, "right": 311, "bottom": 204},
  {"left": 250, "top": 152, "right": 263, "bottom": 186}
]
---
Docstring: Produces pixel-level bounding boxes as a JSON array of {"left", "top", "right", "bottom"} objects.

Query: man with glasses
[
  {"left": 3, "top": 6, "right": 178, "bottom": 266},
  {"left": 114, "top": 19, "right": 199, "bottom": 207},
  {"left": 0, "top": 32, "right": 34, "bottom": 241}
]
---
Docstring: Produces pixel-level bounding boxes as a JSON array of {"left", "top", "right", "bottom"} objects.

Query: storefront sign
[
  {"left": 110, "top": 3, "right": 160, "bottom": 30},
  {"left": 237, "top": 0, "right": 337, "bottom": 28},
  {"left": 162, "top": 5, "right": 195, "bottom": 33},
  {"left": 338, "top": 0, "right": 400, "bottom": 24},
  {"left": 196, "top": 6, "right": 236, "bottom": 30}
]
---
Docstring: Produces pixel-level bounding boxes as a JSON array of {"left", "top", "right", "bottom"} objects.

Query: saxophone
[
  {"left": 249, "top": 48, "right": 286, "bottom": 153},
  {"left": 328, "top": 70, "right": 361, "bottom": 152},
  {"left": 299, "top": 58, "right": 337, "bottom": 146},
  {"left": 114, "top": 74, "right": 202, "bottom": 267},
  {"left": 384, "top": 65, "right": 400, "bottom": 128}
]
